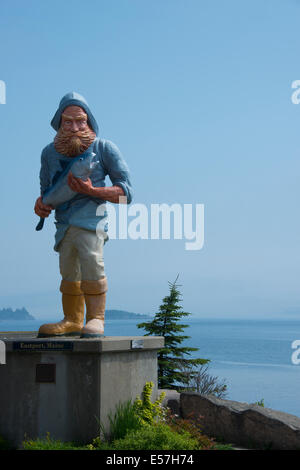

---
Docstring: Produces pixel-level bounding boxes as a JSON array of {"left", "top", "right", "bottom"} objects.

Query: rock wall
[{"left": 159, "top": 390, "right": 300, "bottom": 450}]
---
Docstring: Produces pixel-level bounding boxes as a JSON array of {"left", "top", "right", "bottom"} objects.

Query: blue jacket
[{"left": 39, "top": 92, "right": 133, "bottom": 251}]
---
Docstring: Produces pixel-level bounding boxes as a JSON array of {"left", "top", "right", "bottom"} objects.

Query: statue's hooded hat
[{"left": 50, "top": 92, "right": 99, "bottom": 136}]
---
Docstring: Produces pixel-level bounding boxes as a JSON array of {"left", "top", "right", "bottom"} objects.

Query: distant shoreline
[
  {"left": 0, "top": 307, "right": 152, "bottom": 321},
  {"left": 0, "top": 308, "right": 35, "bottom": 321}
]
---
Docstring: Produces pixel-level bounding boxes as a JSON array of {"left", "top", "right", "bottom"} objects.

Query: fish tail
[{"left": 36, "top": 217, "right": 45, "bottom": 231}]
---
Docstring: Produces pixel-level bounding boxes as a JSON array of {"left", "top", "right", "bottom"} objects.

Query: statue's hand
[
  {"left": 67, "top": 172, "right": 95, "bottom": 196},
  {"left": 34, "top": 196, "right": 53, "bottom": 218}
]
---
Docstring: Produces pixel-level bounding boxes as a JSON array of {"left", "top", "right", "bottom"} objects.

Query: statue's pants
[
  {"left": 58, "top": 226, "right": 107, "bottom": 282},
  {"left": 37, "top": 226, "right": 108, "bottom": 337}
]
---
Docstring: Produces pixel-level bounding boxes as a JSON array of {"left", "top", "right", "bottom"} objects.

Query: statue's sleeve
[
  {"left": 39, "top": 148, "right": 51, "bottom": 196},
  {"left": 102, "top": 140, "right": 133, "bottom": 204}
]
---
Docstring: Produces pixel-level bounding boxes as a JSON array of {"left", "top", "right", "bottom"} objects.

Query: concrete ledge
[
  {"left": 0, "top": 332, "right": 164, "bottom": 353},
  {"left": 180, "top": 392, "right": 300, "bottom": 450}
]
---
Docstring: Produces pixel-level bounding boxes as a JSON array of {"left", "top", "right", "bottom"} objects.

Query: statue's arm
[
  {"left": 34, "top": 148, "right": 53, "bottom": 217},
  {"left": 88, "top": 184, "right": 125, "bottom": 203},
  {"left": 102, "top": 140, "right": 133, "bottom": 204}
]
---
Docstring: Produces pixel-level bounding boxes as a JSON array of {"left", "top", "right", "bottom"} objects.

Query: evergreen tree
[{"left": 137, "top": 276, "right": 209, "bottom": 390}]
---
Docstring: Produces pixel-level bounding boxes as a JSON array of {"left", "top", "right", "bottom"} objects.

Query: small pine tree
[{"left": 137, "top": 276, "right": 209, "bottom": 390}]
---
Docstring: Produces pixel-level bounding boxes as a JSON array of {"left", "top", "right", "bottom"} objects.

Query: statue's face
[
  {"left": 54, "top": 105, "right": 96, "bottom": 157},
  {"left": 61, "top": 106, "right": 88, "bottom": 133}
]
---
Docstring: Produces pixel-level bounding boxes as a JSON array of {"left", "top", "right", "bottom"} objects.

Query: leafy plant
[
  {"left": 252, "top": 398, "right": 265, "bottom": 407},
  {"left": 165, "top": 410, "right": 215, "bottom": 450},
  {"left": 133, "top": 381, "right": 166, "bottom": 425}
]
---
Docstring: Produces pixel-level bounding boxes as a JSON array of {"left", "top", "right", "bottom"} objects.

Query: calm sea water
[{"left": 1, "top": 317, "right": 300, "bottom": 417}]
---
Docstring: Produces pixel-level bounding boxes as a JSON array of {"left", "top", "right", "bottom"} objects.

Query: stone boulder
[{"left": 180, "top": 392, "right": 300, "bottom": 450}]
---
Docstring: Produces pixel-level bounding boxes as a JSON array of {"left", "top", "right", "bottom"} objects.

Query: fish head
[{"left": 71, "top": 152, "right": 98, "bottom": 179}]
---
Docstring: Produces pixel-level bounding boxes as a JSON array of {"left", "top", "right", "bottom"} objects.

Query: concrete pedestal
[{"left": 0, "top": 332, "right": 164, "bottom": 448}]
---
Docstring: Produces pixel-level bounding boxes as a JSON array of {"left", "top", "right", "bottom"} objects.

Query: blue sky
[{"left": 0, "top": 0, "right": 300, "bottom": 319}]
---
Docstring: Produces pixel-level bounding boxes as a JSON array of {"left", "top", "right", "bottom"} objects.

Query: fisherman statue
[{"left": 34, "top": 92, "right": 132, "bottom": 338}]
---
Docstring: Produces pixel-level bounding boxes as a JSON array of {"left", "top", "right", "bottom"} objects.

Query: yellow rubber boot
[
  {"left": 80, "top": 278, "right": 108, "bottom": 338},
  {"left": 38, "top": 281, "right": 85, "bottom": 337}
]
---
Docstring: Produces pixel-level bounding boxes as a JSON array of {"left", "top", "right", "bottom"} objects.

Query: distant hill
[
  {"left": 0, "top": 307, "right": 35, "bottom": 321},
  {"left": 0, "top": 307, "right": 151, "bottom": 321},
  {"left": 106, "top": 310, "right": 152, "bottom": 320}
]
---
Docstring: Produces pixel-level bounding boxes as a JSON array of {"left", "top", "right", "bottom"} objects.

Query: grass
[
  {"left": 22, "top": 433, "right": 88, "bottom": 450},
  {"left": 0, "top": 435, "right": 15, "bottom": 450},
  {"left": 98, "top": 399, "right": 141, "bottom": 442}
]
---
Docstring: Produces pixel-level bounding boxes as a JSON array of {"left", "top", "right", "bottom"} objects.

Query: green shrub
[
  {"left": 166, "top": 411, "right": 215, "bottom": 450},
  {"left": 133, "top": 381, "right": 166, "bottom": 425},
  {"left": 93, "top": 422, "right": 200, "bottom": 451}
]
